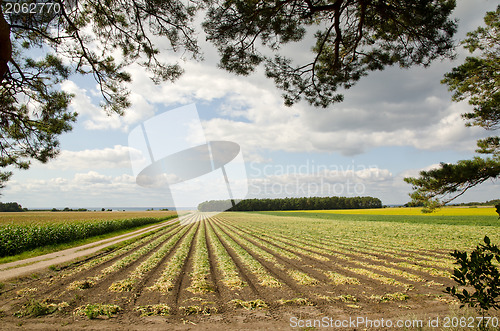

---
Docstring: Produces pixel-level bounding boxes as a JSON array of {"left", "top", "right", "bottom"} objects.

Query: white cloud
[
  {"left": 74, "top": 171, "right": 112, "bottom": 185},
  {"left": 399, "top": 163, "right": 442, "bottom": 180},
  {"left": 61, "top": 81, "right": 155, "bottom": 131},
  {"left": 2, "top": 171, "right": 174, "bottom": 208},
  {"left": 57, "top": 0, "right": 497, "bottom": 156},
  {"left": 44, "top": 145, "right": 139, "bottom": 170},
  {"left": 61, "top": 19, "right": 489, "bottom": 158}
]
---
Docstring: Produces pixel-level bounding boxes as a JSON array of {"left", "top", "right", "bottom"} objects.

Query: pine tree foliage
[{"left": 405, "top": 6, "right": 500, "bottom": 212}]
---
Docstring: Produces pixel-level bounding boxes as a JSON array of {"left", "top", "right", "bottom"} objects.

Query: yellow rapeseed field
[{"left": 287, "top": 206, "right": 498, "bottom": 216}]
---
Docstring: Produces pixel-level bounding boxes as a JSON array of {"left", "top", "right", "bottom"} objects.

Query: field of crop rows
[{"left": 0, "top": 212, "right": 497, "bottom": 328}]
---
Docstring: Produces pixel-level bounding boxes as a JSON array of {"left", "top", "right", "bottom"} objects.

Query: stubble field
[{"left": 0, "top": 210, "right": 498, "bottom": 330}]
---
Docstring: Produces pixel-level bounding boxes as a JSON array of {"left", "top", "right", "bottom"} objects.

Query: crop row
[
  {"left": 230, "top": 221, "right": 435, "bottom": 281},
  {"left": 0, "top": 215, "right": 177, "bottom": 257},
  {"left": 220, "top": 219, "right": 397, "bottom": 288},
  {"left": 221, "top": 216, "right": 451, "bottom": 274},
  {"left": 187, "top": 223, "right": 214, "bottom": 294},
  {"left": 226, "top": 216, "right": 439, "bottom": 259},
  {"left": 109, "top": 223, "right": 194, "bottom": 292},
  {"left": 215, "top": 218, "right": 429, "bottom": 289},
  {"left": 205, "top": 220, "right": 246, "bottom": 289},
  {"left": 210, "top": 220, "right": 282, "bottom": 288},
  {"left": 148, "top": 223, "right": 198, "bottom": 292},
  {"left": 211, "top": 218, "right": 319, "bottom": 286},
  {"left": 67, "top": 223, "right": 182, "bottom": 290}
]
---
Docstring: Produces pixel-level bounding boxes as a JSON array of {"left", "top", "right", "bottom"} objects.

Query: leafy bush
[{"left": 446, "top": 236, "right": 500, "bottom": 313}]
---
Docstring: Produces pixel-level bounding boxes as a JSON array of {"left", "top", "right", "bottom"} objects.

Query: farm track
[
  {"left": 0, "top": 212, "right": 489, "bottom": 329},
  {"left": 0, "top": 223, "right": 179, "bottom": 303},
  {"left": 0, "top": 218, "right": 181, "bottom": 282}
]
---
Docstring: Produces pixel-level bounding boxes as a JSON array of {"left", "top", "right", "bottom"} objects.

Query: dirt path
[{"left": 0, "top": 218, "right": 178, "bottom": 281}]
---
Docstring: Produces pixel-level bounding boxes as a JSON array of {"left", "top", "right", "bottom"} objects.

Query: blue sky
[{"left": 2, "top": 0, "right": 498, "bottom": 209}]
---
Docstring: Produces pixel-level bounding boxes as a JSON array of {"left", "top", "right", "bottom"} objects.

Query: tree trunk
[{"left": 0, "top": 0, "right": 12, "bottom": 81}]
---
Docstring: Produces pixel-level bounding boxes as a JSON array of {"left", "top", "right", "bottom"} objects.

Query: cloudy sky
[{"left": 2, "top": 0, "right": 499, "bottom": 209}]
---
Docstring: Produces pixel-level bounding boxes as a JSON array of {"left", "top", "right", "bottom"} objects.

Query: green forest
[
  {"left": 198, "top": 196, "right": 382, "bottom": 212},
  {"left": 0, "top": 202, "right": 24, "bottom": 212}
]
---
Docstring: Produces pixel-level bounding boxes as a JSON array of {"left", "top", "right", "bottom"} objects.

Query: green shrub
[{"left": 446, "top": 236, "right": 500, "bottom": 316}]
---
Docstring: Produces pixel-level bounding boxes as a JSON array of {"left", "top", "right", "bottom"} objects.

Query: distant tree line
[
  {"left": 51, "top": 207, "right": 89, "bottom": 212},
  {"left": 0, "top": 202, "right": 24, "bottom": 212},
  {"left": 451, "top": 199, "right": 500, "bottom": 207},
  {"left": 405, "top": 199, "right": 500, "bottom": 208},
  {"left": 198, "top": 196, "right": 382, "bottom": 212}
]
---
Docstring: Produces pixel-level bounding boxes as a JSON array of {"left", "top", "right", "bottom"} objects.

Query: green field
[
  {"left": 263, "top": 206, "right": 500, "bottom": 228},
  {"left": 257, "top": 211, "right": 498, "bottom": 251},
  {"left": 0, "top": 209, "right": 499, "bottom": 329},
  {"left": 294, "top": 206, "right": 499, "bottom": 216},
  {"left": 0, "top": 211, "right": 177, "bottom": 260}
]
